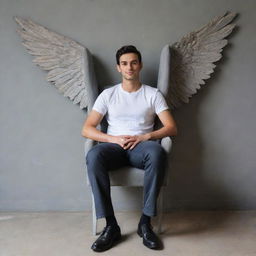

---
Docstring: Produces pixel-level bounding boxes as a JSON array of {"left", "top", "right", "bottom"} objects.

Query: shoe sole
[
  {"left": 91, "top": 233, "right": 122, "bottom": 252},
  {"left": 137, "top": 229, "right": 159, "bottom": 250},
  {"left": 137, "top": 229, "right": 142, "bottom": 237}
]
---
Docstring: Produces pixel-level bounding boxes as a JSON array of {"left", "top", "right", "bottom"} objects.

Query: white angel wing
[
  {"left": 158, "top": 12, "right": 237, "bottom": 109},
  {"left": 14, "top": 16, "right": 98, "bottom": 110}
]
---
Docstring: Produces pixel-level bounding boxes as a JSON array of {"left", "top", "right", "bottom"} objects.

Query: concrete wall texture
[{"left": 0, "top": 0, "right": 255, "bottom": 211}]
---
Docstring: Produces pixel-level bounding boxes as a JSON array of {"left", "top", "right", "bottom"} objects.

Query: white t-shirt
[{"left": 92, "top": 83, "right": 169, "bottom": 136}]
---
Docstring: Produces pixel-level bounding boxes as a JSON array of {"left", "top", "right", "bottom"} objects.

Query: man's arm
[
  {"left": 123, "top": 109, "right": 177, "bottom": 150},
  {"left": 81, "top": 110, "right": 132, "bottom": 148},
  {"left": 147, "top": 109, "right": 178, "bottom": 140}
]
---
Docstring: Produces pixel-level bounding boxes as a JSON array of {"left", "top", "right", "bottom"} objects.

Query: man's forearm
[
  {"left": 123, "top": 125, "right": 177, "bottom": 150},
  {"left": 147, "top": 126, "right": 177, "bottom": 141},
  {"left": 81, "top": 126, "right": 113, "bottom": 143}
]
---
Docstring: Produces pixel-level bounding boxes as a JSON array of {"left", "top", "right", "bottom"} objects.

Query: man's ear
[{"left": 116, "top": 64, "right": 121, "bottom": 72}]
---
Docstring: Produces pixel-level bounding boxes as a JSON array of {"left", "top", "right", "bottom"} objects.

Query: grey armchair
[{"left": 84, "top": 45, "right": 173, "bottom": 236}]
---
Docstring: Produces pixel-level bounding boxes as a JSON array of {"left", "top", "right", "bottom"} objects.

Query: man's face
[{"left": 117, "top": 53, "right": 142, "bottom": 81}]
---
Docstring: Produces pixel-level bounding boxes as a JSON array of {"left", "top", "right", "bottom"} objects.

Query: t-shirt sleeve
[
  {"left": 154, "top": 90, "right": 169, "bottom": 114},
  {"left": 92, "top": 90, "right": 108, "bottom": 115}
]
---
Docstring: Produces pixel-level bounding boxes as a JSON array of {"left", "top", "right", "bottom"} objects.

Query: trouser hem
[
  {"left": 96, "top": 214, "right": 106, "bottom": 220},
  {"left": 143, "top": 209, "right": 157, "bottom": 217}
]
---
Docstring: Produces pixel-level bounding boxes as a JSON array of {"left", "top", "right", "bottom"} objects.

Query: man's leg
[
  {"left": 86, "top": 142, "right": 128, "bottom": 252},
  {"left": 127, "top": 140, "right": 167, "bottom": 216},
  {"left": 127, "top": 140, "right": 167, "bottom": 249},
  {"left": 86, "top": 142, "right": 128, "bottom": 220}
]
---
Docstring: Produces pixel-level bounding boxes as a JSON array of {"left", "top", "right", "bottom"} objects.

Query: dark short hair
[{"left": 116, "top": 45, "right": 142, "bottom": 65}]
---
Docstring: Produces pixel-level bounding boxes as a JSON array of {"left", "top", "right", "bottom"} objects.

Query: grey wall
[{"left": 1, "top": 0, "right": 255, "bottom": 211}]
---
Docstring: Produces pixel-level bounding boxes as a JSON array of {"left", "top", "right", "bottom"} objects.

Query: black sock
[
  {"left": 139, "top": 213, "right": 151, "bottom": 226},
  {"left": 106, "top": 215, "right": 118, "bottom": 227}
]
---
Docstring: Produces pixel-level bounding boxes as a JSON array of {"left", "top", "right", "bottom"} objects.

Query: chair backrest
[
  {"left": 154, "top": 44, "right": 172, "bottom": 142},
  {"left": 157, "top": 44, "right": 171, "bottom": 97},
  {"left": 83, "top": 48, "right": 99, "bottom": 112}
]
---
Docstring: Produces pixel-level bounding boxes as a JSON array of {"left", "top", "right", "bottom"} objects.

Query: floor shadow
[{"left": 158, "top": 210, "right": 239, "bottom": 238}]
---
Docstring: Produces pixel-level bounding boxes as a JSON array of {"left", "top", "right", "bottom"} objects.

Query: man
[{"left": 81, "top": 45, "right": 177, "bottom": 251}]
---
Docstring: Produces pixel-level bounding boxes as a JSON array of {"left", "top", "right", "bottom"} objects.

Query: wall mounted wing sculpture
[
  {"left": 157, "top": 12, "right": 236, "bottom": 109},
  {"left": 14, "top": 17, "right": 98, "bottom": 110},
  {"left": 15, "top": 12, "right": 236, "bottom": 110}
]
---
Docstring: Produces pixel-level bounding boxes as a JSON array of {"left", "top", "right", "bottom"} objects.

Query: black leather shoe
[
  {"left": 137, "top": 223, "right": 161, "bottom": 249},
  {"left": 91, "top": 225, "right": 121, "bottom": 252}
]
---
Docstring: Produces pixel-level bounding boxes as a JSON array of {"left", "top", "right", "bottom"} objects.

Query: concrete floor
[{"left": 0, "top": 211, "right": 255, "bottom": 256}]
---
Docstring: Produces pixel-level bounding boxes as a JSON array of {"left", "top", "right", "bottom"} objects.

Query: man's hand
[
  {"left": 109, "top": 134, "right": 150, "bottom": 149},
  {"left": 110, "top": 135, "right": 133, "bottom": 148},
  {"left": 122, "top": 134, "right": 151, "bottom": 150}
]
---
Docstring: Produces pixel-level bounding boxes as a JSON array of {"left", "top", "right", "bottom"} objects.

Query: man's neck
[{"left": 121, "top": 80, "right": 142, "bottom": 92}]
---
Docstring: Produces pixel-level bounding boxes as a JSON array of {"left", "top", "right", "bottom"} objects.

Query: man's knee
[
  {"left": 144, "top": 141, "right": 167, "bottom": 163},
  {"left": 86, "top": 144, "right": 106, "bottom": 165}
]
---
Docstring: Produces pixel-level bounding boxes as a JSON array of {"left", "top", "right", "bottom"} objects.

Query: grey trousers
[{"left": 86, "top": 140, "right": 167, "bottom": 219}]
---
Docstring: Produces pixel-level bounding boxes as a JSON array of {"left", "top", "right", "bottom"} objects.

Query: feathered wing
[
  {"left": 14, "top": 17, "right": 97, "bottom": 110},
  {"left": 158, "top": 12, "right": 237, "bottom": 109}
]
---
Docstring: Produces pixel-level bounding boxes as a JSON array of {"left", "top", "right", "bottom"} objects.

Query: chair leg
[
  {"left": 91, "top": 192, "right": 97, "bottom": 236},
  {"left": 157, "top": 187, "right": 164, "bottom": 234}
]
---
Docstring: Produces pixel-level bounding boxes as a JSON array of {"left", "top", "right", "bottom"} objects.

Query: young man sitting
[{"left": 81, "top": 45, "right": 177, "bottom": 251}]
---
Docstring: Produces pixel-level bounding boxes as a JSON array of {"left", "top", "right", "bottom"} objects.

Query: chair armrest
[
  {"left": 160, "top": 136, "right": 173, "bottom": 187},
  {"left": 160, "top": 136, "right": 172, "bottom": 153}
]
